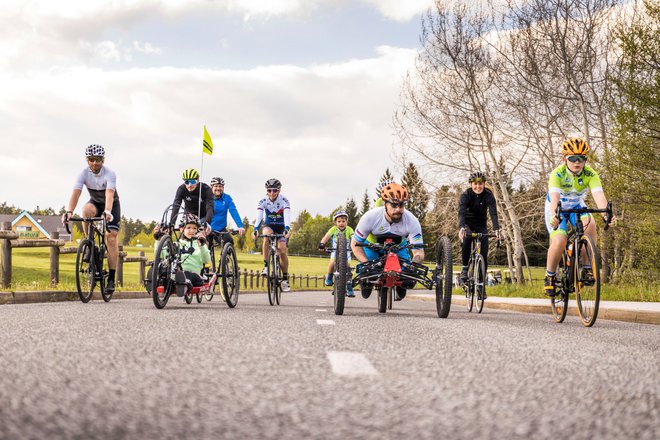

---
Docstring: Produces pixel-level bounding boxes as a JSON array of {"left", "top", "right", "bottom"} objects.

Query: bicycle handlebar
[
  {"left": 355, "top": 241, "right": 424, "bottom": 252},
  {"left": 63, "top": 216, "right": 107, "bottom": 234},
  {"left": 555, "top": 202, "right": 613, "bottom": 230}
]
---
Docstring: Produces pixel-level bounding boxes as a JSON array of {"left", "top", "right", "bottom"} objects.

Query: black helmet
[
  {"left": 265, "top": 178, "right": 281, "bottom": 189},
  {"left": 469, "top": 171, "right": 486, "bottom": 183}
]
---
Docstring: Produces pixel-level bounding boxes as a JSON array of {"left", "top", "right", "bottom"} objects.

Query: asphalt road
[{"left": 0, "top": 291, "right": 658, "bottom": 439}]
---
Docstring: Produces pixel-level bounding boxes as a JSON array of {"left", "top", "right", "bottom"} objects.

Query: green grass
[{"left": 4, "top": 246, "right": 658, "bottom": 302}]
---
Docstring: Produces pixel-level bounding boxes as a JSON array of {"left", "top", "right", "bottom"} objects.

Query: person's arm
[
  {"left": 253, "top": 203, "right": 264, "bottom": 238},
  {"left": 407, "top": 215, "right": 425, "bottom": 263},
  {"left": 351, "top": 237, "right": 368, "bottom": 263},
  {"left": 319, "top": 228, "right": 332, "bottom": 250},
  {"left": 227, "top": 196, "right": 244, "bottom": 229},
  {"left": 487, "top": 191, "right": 500, "bottom": 231},
  {"left": 203, "top": 185, "right": 214, "bottom": 224},
  {"left": 170, "top": 186, "right": 184, "bottom": 225},
  {"left": 283, "top": 197, "right": 291, "bottom": 237},
  {"left": 351, "top": 216, "right": 370, "bottom": 263},
  {"left": 411, "top": 248, "right": 425, "bottom": 263},
  {"left": 458, "top": 191, "right": 468, "bottom": 229},
  {"left": 63, "top": 189, "right": 83, "bottom": 223},
  {"left": 103, "top": 188, "right": 115, "bottom": 222}
]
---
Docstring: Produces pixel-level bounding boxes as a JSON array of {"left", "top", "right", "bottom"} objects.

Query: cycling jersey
[
  {"left": 210, "top": 193, "right": 243, "bottom": 231},
  {"left": 73, "top": 165, "right": 119, "bottom": 204},
  {"left": 458, "top": 187, "right": 500, "bottom": 230},
  {"left": 327, "top": 225, "right": 354, "bottom": 261},
  {"left": 546, "top": 164, "right": 603, "bottom": 208},
  {"left": 354, "top": 207, "right": 423, "bottom": 245},
  {"left": 171, "top": 183, "right": 214, "bottom": 225},
  {"left": 254, "top": 194, "right": 291, "bottom": 229}
]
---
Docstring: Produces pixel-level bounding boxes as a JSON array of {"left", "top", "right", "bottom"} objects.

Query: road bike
[
  {"left": 550, "top": 202, "right": 613, "bottom": 327},
  {"left": 65, "top": 215, "right": 113, "bottom": 303},
  {"left": 340, "top": 235, "right": 452, "bottom": 318},
  {"left": 462, "top": 232, "right": 499, "bottom": 314},
  {"left": 204, "top": 229, "right": 240, "bottom": 307},
  {"left": 258, "top": 233, "right": 286, "bottom": 306}
]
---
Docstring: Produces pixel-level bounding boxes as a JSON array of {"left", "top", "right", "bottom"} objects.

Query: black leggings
[{"left": 461, "top": 226, "right": 489, "bottom": 271}]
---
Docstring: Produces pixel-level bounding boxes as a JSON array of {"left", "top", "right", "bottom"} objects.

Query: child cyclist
[{"left": 318, "top": 211, "right": 355, "bottom": 297}]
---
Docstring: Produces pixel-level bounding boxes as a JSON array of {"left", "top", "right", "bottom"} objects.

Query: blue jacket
[{"left": 210, "top": 192, "right": 244, "bottom": 231}]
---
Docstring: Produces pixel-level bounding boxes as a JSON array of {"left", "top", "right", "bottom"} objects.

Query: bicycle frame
[{"left": 353, "top": 240, "right": 431, "bottom": 289}]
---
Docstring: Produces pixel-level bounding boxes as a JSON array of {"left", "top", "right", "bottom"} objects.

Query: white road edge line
[
  {"left": 327, "top": 351, "right": 379, "bottom": 376},
  {"left": 316, "top": 319, "right": 335, "bottom": 325}
]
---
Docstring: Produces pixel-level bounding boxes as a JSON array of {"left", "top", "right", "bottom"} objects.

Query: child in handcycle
[{"left": 318, "top": 210, "right": 355, "bottom": 297}]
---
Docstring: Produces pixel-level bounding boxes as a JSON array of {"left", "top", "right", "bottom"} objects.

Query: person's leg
[
  {"left": 460, "top": 236, "right": 471, "bottom": 283},
  {"left": 261, "top": 226, "right": 273, "bottom": 275}
]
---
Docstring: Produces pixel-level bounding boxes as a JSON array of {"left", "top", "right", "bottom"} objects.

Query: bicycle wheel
[
  {"left": 75, "top": 239, "right": 95, "bottom": 303},
  {"left": 474, "top": 254, "right": 486, "bottom": 314},
  {"left": 185, "top": 291, "right": 193, "bottom": 304},
  {"left": 195, "top": 290, "right": 203, "bottom": 303},
  {"left": 99, "top": 245, "right": 112, "bottom": 303},
  {"left": 435, "top": 236, "right": 453, "bottom": 318},
  {"left": 550, "top": 251, "right": 570, "bottom": 323},
  {"left": 204, "top": 247, "right": 217, "bottom": 301},
  {"left": 152, "top": 235, "right": 175, "bottom": 309},
  {"left": 275, "top": 261, "right": 283, "bottom": 305},
  {"left": 266, "top": 252, "right": 278, "bottom": 306},
  {"left": 377, "top": 287, "right": 388, "bottom": 313},
  {"left": 465, "top": 260, "right": 474, "bottom": 312},
  {"left": 333, "top": 233, "right": 347, "bottom": 315},
  {"left": 576, "top": 235, "right": 601, "bottom": 327},
  {"left": 221, "top": 243, "right": 240, "bottom": 308}
]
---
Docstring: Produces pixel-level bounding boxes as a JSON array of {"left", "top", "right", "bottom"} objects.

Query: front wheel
[
  {"left": 377, "top": 287, "right": 388, "bottom": 313},
  {"left": 221, "top": 243, "right": 240, "bottom": 308},
  {"left": 75, "top": 240, "right": 95, "bottom": 303},
  {"left": 465, "top": 260, "right": 474, "bottom": 313},
  {"left": 267, "top": 253, "right": 278, "bottom": 306},
  {"left": 152, "top": 236, "right": 175, "bottom": 309},
  {"left": 435, "top": 236, "right": 453, "bottom": 318},
  {"left": 474, "top": 254, "right": 486, "bottom": 314},
  {"left": 333, "top": 233, "right": 348, "bottom": 315},
  {"left": 551, "top": 251, "right": 570, "bottom": 323},
  {"left": 576, "top": 236, "right": 601, "bottom": 327}
]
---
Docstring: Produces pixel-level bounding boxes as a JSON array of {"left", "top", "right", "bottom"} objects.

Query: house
[{"left": 0, "top": 211, "right": 72, "bottom": 241}]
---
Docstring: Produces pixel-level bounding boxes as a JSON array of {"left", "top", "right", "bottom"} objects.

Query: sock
[
  {"left": 109, "top": 269, "right": 116, "bottom": 281},
  {"left": 283, "top": 273, "right": 289, "bottom": 281},
  {"left": 263, "top": 260, "right": 268, "bottom": 266},
  {"left": 546, "top": 270, "right": 555, "bottom": 277},
  {"left": 461, "top": 266, "right": 468, "bottom": 272}
]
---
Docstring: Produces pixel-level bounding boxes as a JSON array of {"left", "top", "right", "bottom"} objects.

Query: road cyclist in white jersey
[
  {"left": 252, "top": 178, "right": 292, "bottom": 292},
  {"left": 351, "top": 182, "right": 424, "bottom": 301},
  {"left": 61, "top": 144, "right": 121, "bottom": 293}
]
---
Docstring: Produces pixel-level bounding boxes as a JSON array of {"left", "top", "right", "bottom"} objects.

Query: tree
[
  {"left": 0, "top": 202, "right": 20, "bottom": 215},
  {"left": 344, "top": 198, "right": 359, "bottom": 227},
  {"left": 359, "top": 189, "right": 371, "bottom": 216},
  {"left": 401, "top": 162, "right": 430, "bottom": 223}
]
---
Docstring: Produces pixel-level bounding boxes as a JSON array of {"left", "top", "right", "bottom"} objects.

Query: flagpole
[{"left": 198, "top": 152, "right": 204, "bottom": 222}]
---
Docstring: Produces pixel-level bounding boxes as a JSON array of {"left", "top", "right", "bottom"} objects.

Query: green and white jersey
[
  {"left": 547, "top": 164, "right": 603, "bottom": 209},
  {"left": 327, "top": 225, "right": 354, "bottom": 244}
]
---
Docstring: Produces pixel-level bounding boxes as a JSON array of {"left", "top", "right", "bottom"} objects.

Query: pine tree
[
  {"left": 359, "top": 189, "right": 371, "bottom": 216},
  {"left": 344, "top": 198, "right": 359, "bottom": 227},
  {"left": 401, "top": 162, "right": 430, "bottom": 223}
]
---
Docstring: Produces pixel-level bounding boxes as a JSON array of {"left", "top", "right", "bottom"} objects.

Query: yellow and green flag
[{"left": 202, "top": 125, "right": 214, "bottom": 156}]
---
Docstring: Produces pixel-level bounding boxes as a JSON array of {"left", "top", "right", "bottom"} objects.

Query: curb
[{"left": 408, "top": 294, "right": 660, "bottom": 325}]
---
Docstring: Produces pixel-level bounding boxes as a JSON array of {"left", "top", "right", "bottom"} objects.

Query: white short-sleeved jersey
[
  {"left": 73, "top": 165, "right": 118, "bottom": 204},
  {"left": 254, "top": 194, "right": 291, "bottom": 229},
  {"left": 353, "top": 207, "right": 423, "bottom": 245}
]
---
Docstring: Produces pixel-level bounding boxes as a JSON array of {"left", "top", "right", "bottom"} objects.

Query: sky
[{"left": 0, "top": 0, "right": 436, "bottom": 224}]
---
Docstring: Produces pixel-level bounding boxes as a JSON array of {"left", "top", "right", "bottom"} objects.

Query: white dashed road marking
[
  {"left": 315, "top": 309, "right": 327, "bottom": 312},
  {"left": 316, "top": 319, "right": 335, "bottom": 325},
  {"left": 327, "top": 351, "right": 379, "bottom": 376}
]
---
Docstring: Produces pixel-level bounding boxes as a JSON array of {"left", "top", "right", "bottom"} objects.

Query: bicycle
[
  {"left": 258, "top": 233, "right": 287, "bottom": 306},
  {"left": 462, "top": 232, "right": 499, "bottom": 314},
  {"left": 204, "top": 229, "right": 240, "bottom": 307},
  {"left": 64, "top": 215, "right": 113, "bottom": 303},
  {"left": 319, "top": 233, "right": 352, "bottom": 314},
  {"left": 340, "top": 236, "right": 453, "bottom": 317},
  {"left": 550, "top": 202, "right": 613, "bottom": 327}
]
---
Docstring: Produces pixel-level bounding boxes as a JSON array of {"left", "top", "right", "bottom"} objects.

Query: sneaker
[
  {"left": 105, "top": 279, "right": 115, "bottom": 294},
  {"left": 346, "top": 283, "right": 355, "bottom": 298},
  {"left": 544, "top": 274, "right": 556, "bottom": 297},
  {"left": 395, "top": 286, "right": 407, "bottom": 301},
  {"left": 261, "top": 267, "right": 268, "bottom": 276},
  {"left": 459, "top": 269, "right": 469, "bottom": 285},
  {"left": 324, "top": 274, "right": 333, "bottom": 287},
  {"left": 281, "top": 280, "right": 291, "bottom": 292},
  {"left": 360, "top": 281, "right": 372, "bottom": 299},
  {"left": 175, "top": 270, "right": 187, "bottom": 297}
]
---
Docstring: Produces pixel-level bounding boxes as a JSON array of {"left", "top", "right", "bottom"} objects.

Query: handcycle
[
  {"left": 149, "top": 205, "right": 218, "bottom": 309},
  {"left": 550, "top": 202, "right": 613, "bottom": 327},
  {"left": 203, "top": 229, "right": 240, "bottom": 307},
  {"left": 335, "top": 235, "right": 453, "bottom": 318},
  {"left": 257, "top": 233, "right": 287, "bottom": 306},
  {"left": 64, "top": 215, "right": 113, "bottom": 303},
  {"left": 462, "top": 232, "right": 499, "bottom": 314}
]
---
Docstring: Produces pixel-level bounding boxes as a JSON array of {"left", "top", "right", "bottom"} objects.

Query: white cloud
[
  {"left": 132, "top": 41, "right": 162, "bottom": 55},
  {"left": 361, "top": 0, "right": 434, "bottom": 21}
]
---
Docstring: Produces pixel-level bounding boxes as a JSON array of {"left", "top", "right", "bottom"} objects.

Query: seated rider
[
  {"left": 174, "top": 213, "right": 212, "bottom": 296},
  {"left": 318, "top": 210, "right": 355, "bottom": 297},
  {"left": 351, "top": 182, "right": 425, "bottom": 301},
  {"left": 209, "top": 176, "right": 246, "bottom": 245}
]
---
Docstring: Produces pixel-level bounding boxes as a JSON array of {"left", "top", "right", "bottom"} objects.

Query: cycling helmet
[
  {"left": 561, "top": 138, "right": 590, "bottom": 156},
  {"left": 381, "top": 183, "right": 409, "bottom": 203},
  {"left": 265, "top": 178, "right": 282, "bottom": 189},
  {"left": 333, "top": 211, "right": 348, "bottom": 221},
  {"left": 469, "top": 171, "right": 487, "bottom": 183},
  {"left": 210, "top": 177, "right": 225, "bottom": 186},
  {"left": 179, "top": 213, "right": 200, "bottom": 227},
  {"left": 85, "top": 144, "right": 105, "bottom": 157},
  {"left": 377, "top": 178, "right": 395, "bottom": 192},
  {"left": 182, "top": 168, "right": 200, "bottom": 180}
]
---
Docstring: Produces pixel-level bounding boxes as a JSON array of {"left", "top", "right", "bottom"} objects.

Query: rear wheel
[
  {"left": 474, "top": 254, "right": 486, "bottom": 314},
  {"left": 75, "top": 240, "right": 95, "bottom": 303},
  {"left": 378, "top": 287, "right": 388, "bottom": 313},
  {"left": 551, "top": 251, "right": 570, "bottom": 323},
  {"left": 576, "top": 236, "right": 601, "bottom": 327},
  {"left": 152, "top": 235, "right": 175, "bottom": 309},
  {"left": 184, "top": 291, "right": 193, "bottom": 304},
  {"left": 267, "top": 253, "right": 278, "bottom": 306},
  {"left": 221, "top": 243, "right": 240, "bottom": 308},
  {"left": 195, "top": 290, "right": 203, "bottom": 303},
  {"left": 435, "top": 236, "right": 453, "bottom": 318},
  {"left": 333, "top": 233, "right": 347, "bottom": 315}
]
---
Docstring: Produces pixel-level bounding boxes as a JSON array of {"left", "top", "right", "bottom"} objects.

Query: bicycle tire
[
  {"left": 75, "top": 239, "right": 95, "bottom": 303},
  {"left": 99, "top": 243, "right": 112, "bottom": 302},
  {"left": 185, "top": 291, "right": 193, "bottom": 304},
  {"left": 205, "top": 241, "right": 219, "bottom": 301},
  {"left": 195, "top": 290, "right": 203, "bottom": 303},
  {"left": 551, "top": 251, "right": 570, "bottom": 323},
  {"left": 333, "top": 233, "right": 348, "bottom": 315},
  {"left": 576, "top": 235, "right": 601, "bottom": 327},
  {"left": 267, "top": 252, "right": 277, "bottom": 306},
  {"left": 466, "top": 259, "right": 474, "bottom": 312},
  {"left": 221, "top": 242, "right": 240, "bottom": 308},
  {"left": 474, "top": 254, "right": 485, "bottom": 313},
  {"left": 378, "top": 287, "right": 388, "bottom": 313},
  {"left": 152, "top": 235, "right": 175, "bottom": 309},
  {"left": 435, "top": 236, "right": 453, "bottom": 318},
  {"left": 275, "top": 260, "right": 283, "bottom": 305}
]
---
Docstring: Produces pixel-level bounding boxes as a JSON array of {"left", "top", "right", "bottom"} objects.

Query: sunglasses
[
  {"left": 87, "top": 157, "right": 104, "bottom": 163},
  {"left": 184, "top": 179, "right": 198, "bottom": 185},
  {"left": 387, "top": 202, "right": 406, "bottom": 209},
  {"left": 267, "top": 189, "right": 279, "bottom": 193},
  {"left": 567, "top": 155, "right": 587, "bottom": 163}
]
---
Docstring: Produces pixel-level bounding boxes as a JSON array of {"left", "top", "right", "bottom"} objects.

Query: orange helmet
[
  {"left": 561, "top": 138, "right": 590, "bottom": 156},
  {"left": 381, "top": 183, "right": 409, "bottom": 203}
]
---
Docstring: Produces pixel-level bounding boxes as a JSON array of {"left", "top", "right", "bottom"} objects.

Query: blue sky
[{"left": 0, "top": 0, "right": 434, "bottom": 223}]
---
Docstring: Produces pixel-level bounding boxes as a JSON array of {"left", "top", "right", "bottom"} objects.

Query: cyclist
[
  {"left": 252, "top": 178, "right": 292, "bottom": 292},
  {"left": 209, "top": 177, "right": 245, "bottom": 246},
  {"left": 174, "top": 213, "right": 212, "bottom": 296},
  {"left": 62, "top": 144, "right": 120, "bottom": 293},
  {"left": 351, "top": 182, "right": 424, "bottom": 301},
  {"left": 318, "top": 210, "right": 355, "bottom": 297},
  {"left": 544, "top": 138, "right": 614, "bottom": 296},
  {"left": 458, "top": 171, "right": 501, "bottom": 290},
  {"left": 170, "top": 168, "right": 214, "bottom": 231}
]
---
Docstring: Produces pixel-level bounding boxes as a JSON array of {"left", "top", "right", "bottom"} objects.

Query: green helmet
[{"left": 182, "top": 168, "right": 199, "bottom": 180}]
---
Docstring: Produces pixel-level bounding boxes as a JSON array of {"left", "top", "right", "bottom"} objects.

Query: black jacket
[
  {"left": 458, "top": 187, "right": 500, "bottom": 230},
  {"left": 171, "top": 182, "right": 214, "bottom": 225}
]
